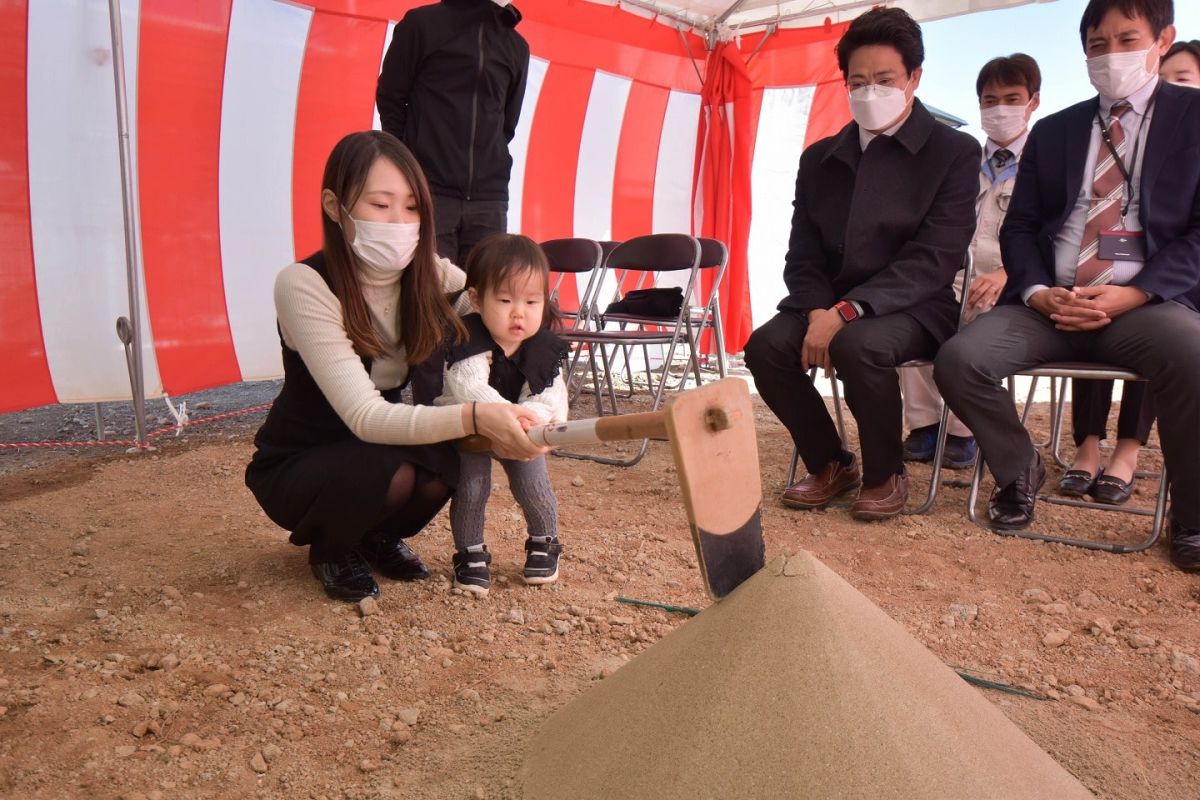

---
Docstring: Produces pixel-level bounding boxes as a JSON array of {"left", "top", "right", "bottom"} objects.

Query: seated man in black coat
[{"left": 745, "top": 7, "right": 979, "bottom": 520}]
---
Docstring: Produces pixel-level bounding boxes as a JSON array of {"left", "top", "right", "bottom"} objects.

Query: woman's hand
[{"left": 468, "top": 402, "right": 550, "bottom": 460}]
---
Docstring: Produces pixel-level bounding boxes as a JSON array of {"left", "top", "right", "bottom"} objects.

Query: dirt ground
[{"left": 0, "top": 380, "right": 1197, "bottom": 800}]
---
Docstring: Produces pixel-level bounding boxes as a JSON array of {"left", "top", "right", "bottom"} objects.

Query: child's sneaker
[
  {"left": 523, "top": 537, "right": 563, "bottom": 585},
  {"left": 452, "top": 547, "right": 492, "bottom": 596}
]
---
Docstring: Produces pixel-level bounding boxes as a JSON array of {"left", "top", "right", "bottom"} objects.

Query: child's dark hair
[{"left": 464, "top": 234, "right": 563, "bottom": 330}]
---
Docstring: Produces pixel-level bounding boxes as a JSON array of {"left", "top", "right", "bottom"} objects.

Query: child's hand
[{"left": 520, "top": 417, "right": 536, "bottom": 432}]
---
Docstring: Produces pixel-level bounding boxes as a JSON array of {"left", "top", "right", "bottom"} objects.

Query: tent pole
[
  {"left": 107, "top": 0, "right": 148, "bottom": 449},
  {"left": 714, "top": 0, "right": 750, "bottom": 26}
]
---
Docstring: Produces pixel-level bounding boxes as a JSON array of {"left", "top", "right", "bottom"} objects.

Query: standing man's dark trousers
[
  {"left": 744, "top": 310, "right": 937, "bottom": 488},
  {"left": 933, "top": 302, "right": 1200, "bottom": 528},
  {"left": 432, "top": 195, "right": 509, "bottom": 265}
]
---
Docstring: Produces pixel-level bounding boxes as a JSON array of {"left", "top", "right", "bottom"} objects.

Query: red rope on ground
[{"left": 0, "top": 403, "right": 272, "bottom": 450}]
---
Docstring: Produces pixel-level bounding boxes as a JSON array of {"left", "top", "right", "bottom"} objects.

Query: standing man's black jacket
[{"left": 377, "top": 0, "right": 529, "bottom": 202}]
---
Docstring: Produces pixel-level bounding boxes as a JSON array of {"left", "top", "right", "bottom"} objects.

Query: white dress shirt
[{"left": 1023, "top": 76, "right": 1158, "bottom": 303}]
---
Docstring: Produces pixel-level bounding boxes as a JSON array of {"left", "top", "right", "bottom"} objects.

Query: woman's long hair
[{"left": 320, "top": 131, "right": 465, "bottom": 364}]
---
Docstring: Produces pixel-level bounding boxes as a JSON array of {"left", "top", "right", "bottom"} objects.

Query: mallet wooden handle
[{"left": 458, "top": 405, "right": 733, "bottom": 453}]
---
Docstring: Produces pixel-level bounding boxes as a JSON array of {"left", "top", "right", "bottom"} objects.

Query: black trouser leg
[
  {"left": 1115, "top": 380, "right": 1156, "bottom": 444},
  {"left": 829, "top": 313, "right": 937, "bottom": 487},
  {"left": 744, "top": 311, "right": 842, "bottom": 475},
  {"left": 457, "top": 200, "right": 509, "bottom": 265},
  {"left": 1091, "top": 301, "right": 1200, "bottom": 527},
  {"left": 432, "top": 194, "right": 462, "bottom": 264},
  {"left": 1070, "top": 379, "right": 1114, "bottom": 446},
  {"left": 935, "top": 306, "right": 1078, "bottom": 487}
]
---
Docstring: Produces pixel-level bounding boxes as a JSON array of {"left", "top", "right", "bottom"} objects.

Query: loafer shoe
[
  {"left": 1089, "top": 472, "right": 1135, "bottom": 506},
  {"left": 311, "top": 550, "right": 380, "bottom": 602},
  {"left": 1168, "top": 517, "right": 1200, "bottom": 573},
  {"left": 988, "top": 452, "right": 1046, "bottom": 530},
  {"left": 902, "top": 425, "right": 938, "bottom": 463},
  {"left": 357, "top": 533, "right": 430, "bottom": 581},
  {"left": 851, "top": 472, "right": 909, "bottom": 520},
  {"left": 1058, "top": 468, "right": 1098, "bottom": 497},
  {"left": 942, "top": 435, "right": 977, "bottom": 470},
  {"left": 782, "top": 454, "right": 862, "bottom": 510}
]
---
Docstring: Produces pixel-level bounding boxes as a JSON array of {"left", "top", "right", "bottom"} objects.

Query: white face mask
[
  {"left": 980, "top": 102, "right": 1030, "bottom": 145},
  {"left": 344, "top": 210, "right": 420, "bottom": 274},
  {"left": 848, "top": 80, "right": 911, "bottom": 133},
  {"left": 1087, "top": 47, "right": 1158, "bottom": 100}
]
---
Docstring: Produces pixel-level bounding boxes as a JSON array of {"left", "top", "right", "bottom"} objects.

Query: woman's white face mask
[
  {"left": 848, "top": 79, "right": 912, "bottom": 132},
  {"left": 1087, "top": 47, "right": 1158, "bottom": 100},
  {"left": 343, "top": 207, "right": 420, "bottom": 274}
]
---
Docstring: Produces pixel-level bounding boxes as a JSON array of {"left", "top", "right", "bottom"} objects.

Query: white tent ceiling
[{"left": 584, "top": 0, "right": 1058, "bottom": 38}]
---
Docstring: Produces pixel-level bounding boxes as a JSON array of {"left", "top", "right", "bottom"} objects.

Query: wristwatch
[{"left": 833, "top": 300, "right": 860, "bottom": 323}]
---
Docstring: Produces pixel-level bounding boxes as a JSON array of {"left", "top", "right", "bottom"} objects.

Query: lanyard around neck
[{"left": 1094, "top": 87, "right": 1158, "bottom": 220}]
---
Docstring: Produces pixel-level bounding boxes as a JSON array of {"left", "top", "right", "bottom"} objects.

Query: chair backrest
[
  {"left": 607, "top": 233, "right": 700, "bottom": 273},
  {"left": 695, "top": 237, "right": 729, "bottom": 306},
  {"left": 541, "top": 238, "right": 605, "bottom": 329},
  {"left": 541, "top": 238, "right": 603, "bottom": 274},
  {"left": 698, "top": 238, "right": 728, "bottom": 271}
]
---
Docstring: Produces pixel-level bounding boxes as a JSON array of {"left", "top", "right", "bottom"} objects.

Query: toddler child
[{"left": 429, "top": 234, "right": 569, "bottom": 595}]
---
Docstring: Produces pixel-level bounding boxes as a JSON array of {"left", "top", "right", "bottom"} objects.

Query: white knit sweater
[{"left": 273, "top": 256, "right": 474, "bottom": 446}]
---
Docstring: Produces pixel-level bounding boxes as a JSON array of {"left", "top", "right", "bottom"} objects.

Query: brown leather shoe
[
  {"left": 781, "top": 455, "right": 862, "bottom": 510},
  {"left": 851, "top": 472, "right": 909, "bottom": 520}
]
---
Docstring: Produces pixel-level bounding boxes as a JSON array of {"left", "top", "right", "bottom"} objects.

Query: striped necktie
[{"left": 1074, "top": 102, "right": 1132, "bottom": 287}]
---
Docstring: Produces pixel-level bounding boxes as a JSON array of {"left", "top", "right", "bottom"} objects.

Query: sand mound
[{"left": 521, "top": 553, "right": 1093, "bottom": 800}]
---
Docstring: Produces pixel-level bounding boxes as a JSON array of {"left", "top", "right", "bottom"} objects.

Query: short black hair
[
  {"left": 975, "top": 54, "right": 1042, "bottom": 98},
  {"left": 1164, "top": 39, "right": 1200, "bottom": 65},
  {"left": 836, "top": 7, "right": 924, "bottom": 78},
  {"left": 1078, "top": 0, "right": 1173, "bottom": 48}
]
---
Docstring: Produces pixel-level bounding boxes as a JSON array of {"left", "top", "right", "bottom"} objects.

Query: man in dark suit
[
  {"left": 744, "top": 7, "right": 980, "bottom": 520},
  {"left": 935, "top": 0, "right": 1200, "bottom": 572}
]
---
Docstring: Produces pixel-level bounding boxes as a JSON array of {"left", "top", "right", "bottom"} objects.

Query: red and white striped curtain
[{"left": 0, "top": 0, "right": 848, "bottom": 414}]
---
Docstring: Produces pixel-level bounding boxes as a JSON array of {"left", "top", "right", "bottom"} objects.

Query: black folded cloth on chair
[{"left": 604, "top": 287, "right": 683, "bottom": 318}]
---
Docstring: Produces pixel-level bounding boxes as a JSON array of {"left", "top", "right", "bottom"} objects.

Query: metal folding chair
[
  {"left": 555, "top": 233, "right": 702, "bottom": 467},
  {"left": 966, "top": 363, "right": 1169, "bottom": 553},
  {"left": 543, "top": 237, "right": 604, "bottom": 331}
]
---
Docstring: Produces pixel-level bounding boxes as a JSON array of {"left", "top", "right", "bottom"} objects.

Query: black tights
[{"left": 375, "top": 464, "right": 452, "bottom": 541}]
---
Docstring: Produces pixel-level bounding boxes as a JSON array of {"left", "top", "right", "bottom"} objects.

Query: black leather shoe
[
  {"left": 1169, "top": 518, "right": 1200, "bottom": 573},
  {"left": 357, "top": 533, "right": 430, "bottom": 581},
  {"left": 311, "top": 550, "right": 380, "bottom": 602},
  {"left": 1089, "top": 471, "right": 1135, "bottom": 505},
  {"left": 988, "top": 452, "right": 1046, "bottom": 530},
  {"left": 1058, "top": 468, "right": 1097, "bottom": 497}
]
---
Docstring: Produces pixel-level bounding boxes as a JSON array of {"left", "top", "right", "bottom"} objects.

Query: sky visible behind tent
[{"left": 918, "top": 0, "right": 1200, "bottom": 143}]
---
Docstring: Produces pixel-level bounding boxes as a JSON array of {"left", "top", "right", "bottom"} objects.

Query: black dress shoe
[
  {"left": 1089, "top": 471, "right": 1135, "bottom": 505},
  {"left": 988, "top": 452, "right": 1046, "bottom": 530},
  {"left": 1058, "top": 468, "right": 1097, "bottom": 497},
  {"left": 357, "top": 533, "right": 430, "bottom": 581},
  {"left": 1169, "top": 518, "right": 1200, "bottom": 573},
  {"left": 311, "top": 550, "right": 380, "bottom": 602}
]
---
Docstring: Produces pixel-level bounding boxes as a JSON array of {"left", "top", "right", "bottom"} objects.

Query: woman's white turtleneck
[{"left": 273, "top": 255, "right": 474, "bottom": 446}]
